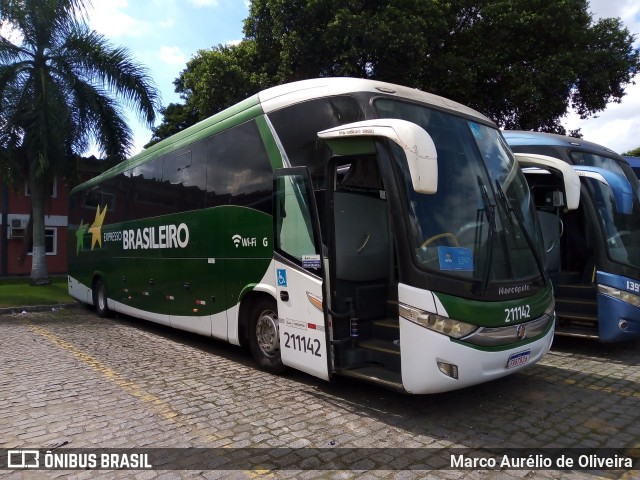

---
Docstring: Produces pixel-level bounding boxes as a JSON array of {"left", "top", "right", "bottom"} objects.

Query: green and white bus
[{"left": 68, "top": 78, "right": 555, "bottom": 394}]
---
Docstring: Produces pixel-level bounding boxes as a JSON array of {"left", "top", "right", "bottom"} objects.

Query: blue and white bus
[
  {"left": 505, "top": 131, "right": 640, "bottom": 342},
  {"left": 624, "top": 156, "right": 640, "bottom": 179}
]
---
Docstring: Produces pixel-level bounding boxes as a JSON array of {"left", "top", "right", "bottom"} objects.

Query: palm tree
[{"left": 0, "top": 0, "right": 159, "bottom": 285}]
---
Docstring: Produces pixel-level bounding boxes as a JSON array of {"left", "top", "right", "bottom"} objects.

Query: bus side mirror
[
  {"left": 514, "top": 153, "right": 581, "bottom": 210},
  {"left": 404, "top": 128, "right": 438, "bottom": 194},
  {"left": 318, "top": 119, "right": 438, "bottom": 194}
]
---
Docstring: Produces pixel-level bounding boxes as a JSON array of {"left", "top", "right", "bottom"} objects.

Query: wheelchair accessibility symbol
[{"left": 277, "top": 268, "right": 287, "bottom": 287}]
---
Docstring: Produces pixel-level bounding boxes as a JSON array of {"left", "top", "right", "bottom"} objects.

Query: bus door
[
  {"left": 515, "top": 153, "right": 581, "bottom": 273},
  {"left": 316, "top": 120, "right": 437, "bottom": 381},
  {"left": 273, "top": 167, "right": 330, "bottom": 380}
]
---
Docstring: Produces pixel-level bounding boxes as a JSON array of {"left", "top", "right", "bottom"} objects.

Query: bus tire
[
  {"left": 93, "top": 278, "right": 111, "bottom": 318},
  {"left": 249, "top": 298, "right": 286, "bottom": 374}
]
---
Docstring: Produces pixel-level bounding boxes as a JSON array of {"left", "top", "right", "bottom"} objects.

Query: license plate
[{"left": 506, "top": 350, "right": 531, "bottom": 369}]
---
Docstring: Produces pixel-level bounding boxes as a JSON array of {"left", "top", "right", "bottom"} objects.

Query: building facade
[{"left": 0, "top": 158, "right": 108, "bottom": 276}]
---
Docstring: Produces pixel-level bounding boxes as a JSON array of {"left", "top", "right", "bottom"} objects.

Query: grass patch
[{"left": 0, "top": 277, "right": 73, "bottom": 308}]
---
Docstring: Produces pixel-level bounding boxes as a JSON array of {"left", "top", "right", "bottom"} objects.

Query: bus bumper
[
  {"left": 596, "top": 272, "right": 640, "bottom": 342},
  {"left": 399, "top": 317, "right": 554, "bottom": 394},
  {"left": 597, "top": 293, "right": 640, "bottom": 342}
]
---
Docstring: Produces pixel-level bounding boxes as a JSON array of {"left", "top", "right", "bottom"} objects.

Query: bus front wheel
[
  {"left": 93, "top": 278, "right": 111, "bottom": 318},
  {"left": 249, "top": 298, "right": 286, "bottom": 374}
]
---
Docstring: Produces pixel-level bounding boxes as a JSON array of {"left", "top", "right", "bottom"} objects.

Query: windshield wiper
[
  {"left": 494, "top": 180, "right": 548, "bottom": 286},
  {"left": 475, "top": 176, "right": 496, "bottom": 295}
]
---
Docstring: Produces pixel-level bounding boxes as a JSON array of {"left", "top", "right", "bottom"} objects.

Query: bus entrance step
[
  {"left": 358, "top": 338, "right": 400, "bottom": 355},
  {"left": 371, "top": 318, "right": 399, "bottom": 341},
  {"left": 555, "top": 298, "right": 598, "bottom": 317},
  {"left": 356, "top": 338, "right": 400, "bottom": 372},
  {"left": 554, "top": 284, "right": 597, "bottom": 301},
  {"left": 337, "top": 365, "right": 404, "bottom": 392},
  {"left": 554, "top": 325, "right": 599, "bottom": 339},
  {"left": 555, "top": 312, "right": 598, "bottom": 338},
  {"left": 549, "top": 272, "right": 581, "bottom": 285}
]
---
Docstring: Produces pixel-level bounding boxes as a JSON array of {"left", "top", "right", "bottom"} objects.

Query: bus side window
[
  {"left": 206, "top": 120, "right": 272, "bottom": 214},
  {"left": 275, "top": 175, "right": 318, "bottom": 265},
  {"left": 163, "top": 149, "right": 206, "bottom": 213},
  {"left": 129, "top": 155, "right": 166, "bottom": 219},
  {"left": 268, "top": 96, "right": 365, "bottom": 184}
]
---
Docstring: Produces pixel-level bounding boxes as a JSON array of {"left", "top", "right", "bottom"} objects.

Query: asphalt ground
[{"left": 0, "top": 306, "right": 639, "bottom": 479}]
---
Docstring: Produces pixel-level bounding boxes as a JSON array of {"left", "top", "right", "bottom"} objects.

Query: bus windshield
[
  {"left": 375, "top": 99, "right": 545, "bottom": 285},
  {"left": 571, "top": 151, "right": 640, "bottom": 269}
]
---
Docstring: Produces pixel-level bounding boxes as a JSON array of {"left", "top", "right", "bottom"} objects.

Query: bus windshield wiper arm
[
  {"left": 494, "top": 180, "right": 548, "bottom": 286},
  {"left": 476, "top": 176, "right": 496, "bottom": 294}
]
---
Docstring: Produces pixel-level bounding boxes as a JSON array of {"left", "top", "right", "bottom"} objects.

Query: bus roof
[
  {"left": 503, "top": 130, "right": 622, "bottom": 158},
  {"left": 74, "top": 78, "right": 493, "bottom": 193},
  {"left": 257, "top": 77, "right": 491, "bottom": 121}
]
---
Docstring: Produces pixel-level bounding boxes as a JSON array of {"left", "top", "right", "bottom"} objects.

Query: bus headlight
[
  {"left": 598, "top": 284, "right": 640, "bottom": 308},
  {"left": 399, "top": 304, "right": 477, "bottom": 338}
]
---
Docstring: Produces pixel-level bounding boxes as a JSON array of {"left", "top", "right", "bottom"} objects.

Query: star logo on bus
[
  {"left": 75, "top": 220, "right": 88, "bottom": 255},
  {"left": 89, "top": 205, "right": 107, "bottom": 250}
]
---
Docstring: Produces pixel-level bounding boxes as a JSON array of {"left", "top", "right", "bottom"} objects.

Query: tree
[
  {"left": 245, "top": 0, "right": 640, "bottom": 133},
  {"left": 152, "top": 0, "right": 639, "bottom": 141},
  {"left": 243, "top": 0, "right": 447, "bottom": 83},
  {"left": 146, "top": 41, "right": 270, "bottom": 147},
  {"left": 0, "top": 0, "right": 159, "bottom": 285},
  {"left": 146, "top": 102, "right": 199, "bottom": 147},
  {"left": 623, "top": 147, "right": 640, "bottom": 157}
]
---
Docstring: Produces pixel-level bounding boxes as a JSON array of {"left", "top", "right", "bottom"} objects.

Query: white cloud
[
  {"left": 562, "top": 0, "right": 640, "bottom": 153},
  {"left": 565, "top": 82, "right": 640, "bottom": 154},
  {"left": 0, "top": 20, "right": 22, "bottom": 44},
  {"left": 159, "top": 18, "right": 175, "bottom": 29},
  {"left": 158, "top": 45, "right": 187, "bottom": 66},
  {"left": 588, "top": 0, "right": 640, "bottom": 35},
  {"left": 187, "top": 0, "right": 220, "bottom": 7},
  {"left": 87, "top": 0, "right": 150, "bottom": 39}
]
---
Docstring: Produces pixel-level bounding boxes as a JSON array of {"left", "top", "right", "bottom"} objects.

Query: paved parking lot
[{"left": 1, "top": 307, "right": 639, "bottom": 479}]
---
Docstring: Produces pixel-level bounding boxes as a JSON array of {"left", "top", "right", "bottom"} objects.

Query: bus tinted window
[
  {"left": 126, "top": 156, "right": 175, "bottom": 219},
  {"left": 162, "top": 149, "right": 206, "bottom": 213},
  {"left": 268, "top": 96, "right": 364, "bottom": 181},
  {"left": 205, "top": 120, "right": 272, "bottom": 214},
  {"left": 570, "top": 151, "right": 627, "bottom": 176},
  {"left": 83, "top": 187, "right": 115, "bottom": 211},
  {"left": 98, "top": 174, "right": 130, "bottom": 224}
]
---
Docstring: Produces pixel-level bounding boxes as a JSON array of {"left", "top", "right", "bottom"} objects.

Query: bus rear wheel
[
  {"left": 249, "top": 298, "right": 285, "bottom": 374},
  {"left": 93, "top": 278, "right": 111, "bottom": 318}
]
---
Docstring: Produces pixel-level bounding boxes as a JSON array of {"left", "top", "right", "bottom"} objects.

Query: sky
[
  {"left": 85, "top": 0, "right": 250, "bottom": 155},
  {"left": 563, "top": 0, "right": 640, "bottom": 155},
  {"left": 83, "top": 0, "right": 640, "bottom": 156}
]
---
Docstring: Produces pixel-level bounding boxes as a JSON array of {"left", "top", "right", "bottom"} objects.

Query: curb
[{"left": 0, "top": 302, "right": 81, "bottom": 316}]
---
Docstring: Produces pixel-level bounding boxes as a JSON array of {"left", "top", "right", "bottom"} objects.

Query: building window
[
  {"left": 28, "top": 228, "right": 57, "bottom": 256},
  {"left": 25, "top": 177, "right": 58, "bottom": 198}
]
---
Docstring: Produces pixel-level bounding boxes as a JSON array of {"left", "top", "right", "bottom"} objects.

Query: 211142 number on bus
[{"left": 283, "top": 332, "right": 322, "bottom": 357}]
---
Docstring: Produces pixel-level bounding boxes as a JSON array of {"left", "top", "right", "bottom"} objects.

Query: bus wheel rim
[{"left": 256, "top": 310, "right": 279, "bottom": 356}]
